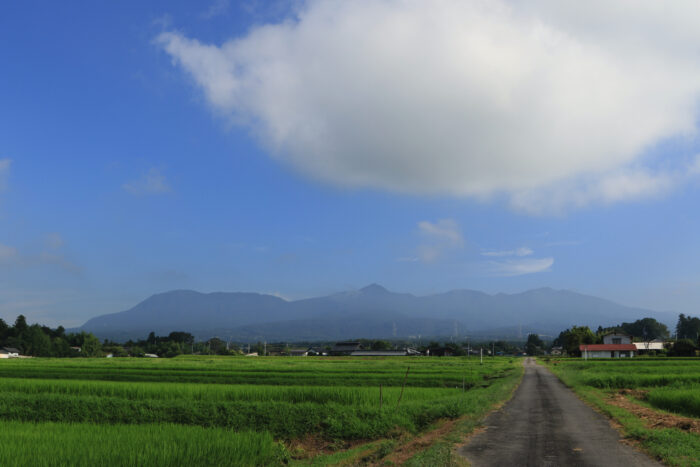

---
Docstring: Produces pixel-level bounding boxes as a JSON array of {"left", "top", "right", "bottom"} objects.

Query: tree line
[{"left": 0, "top": 315, "right": 102, "bottom": 357}]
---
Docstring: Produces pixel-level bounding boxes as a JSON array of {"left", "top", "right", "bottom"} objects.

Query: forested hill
[{"left": 76, "top": 285, "right": 674, "bottom": 341}]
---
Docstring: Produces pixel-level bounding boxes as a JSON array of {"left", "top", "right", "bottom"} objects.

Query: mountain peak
[{"left": 360, "top": 283, "right": 390, "bottom": 294}]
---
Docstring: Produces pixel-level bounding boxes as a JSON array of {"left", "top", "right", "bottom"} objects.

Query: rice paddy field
[
  {"left": 0, "top": 356, "right": 522, "bottom": 466},
  {"left": 546, "top": 358, "right": 700, "bottom": 466}
]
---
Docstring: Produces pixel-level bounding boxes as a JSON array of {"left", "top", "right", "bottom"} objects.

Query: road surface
[{"left": 459, "top": 358, "right": 660, "bottom": 467}]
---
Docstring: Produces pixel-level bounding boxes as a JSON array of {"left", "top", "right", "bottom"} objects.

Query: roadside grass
[{"left": 544, "top": 358, "right": 700, "bottom": 467}]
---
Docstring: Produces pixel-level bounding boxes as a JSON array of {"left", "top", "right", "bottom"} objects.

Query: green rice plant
[
  {"left": 647, "top": 386, "right": 700, "bottom": 418},
  {"left": 0, "top": 422, "right": 286, "bottom": 467}
]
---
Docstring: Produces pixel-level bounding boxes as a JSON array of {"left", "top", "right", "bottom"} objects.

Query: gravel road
[{"left": 459, "top": 358, "right": 660, "bottom": 467}]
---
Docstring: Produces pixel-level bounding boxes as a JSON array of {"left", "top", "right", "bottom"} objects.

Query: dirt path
[{"left": 458, "top": 358, "right": 660, "bottom": 467}]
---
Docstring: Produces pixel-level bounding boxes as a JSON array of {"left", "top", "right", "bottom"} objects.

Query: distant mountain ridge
[{"left": 76, "top": 284, "right": 675, "bottom": 341}]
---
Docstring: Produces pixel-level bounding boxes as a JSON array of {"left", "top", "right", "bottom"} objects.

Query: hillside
[{"left": 77, "top": 284, "right": 674, "bottom": 341}]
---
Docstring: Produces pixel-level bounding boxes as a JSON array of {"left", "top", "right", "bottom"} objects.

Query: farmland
[
  {"left": 0, "top": 356, "right": 522, "bottom": 466},
  {"left": 546, "top": 358, "right": 700, "bottom": 466}
]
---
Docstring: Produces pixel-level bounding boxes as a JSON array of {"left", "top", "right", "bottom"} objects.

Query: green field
[
  {"left": 546, "top": 358, "right": 700, "bottom": 466},
  {"left": 0, "top": 356, "right": 521, "bottom": 466}
]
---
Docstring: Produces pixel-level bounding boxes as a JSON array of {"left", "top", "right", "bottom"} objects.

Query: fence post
[{"left": 396, "top": 366, "right": 410, "bottom": 408}]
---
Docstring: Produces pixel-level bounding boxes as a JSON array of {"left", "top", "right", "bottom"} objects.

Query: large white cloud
[{"left": 157, "top": 0, "right": 700, "bottom": 212}]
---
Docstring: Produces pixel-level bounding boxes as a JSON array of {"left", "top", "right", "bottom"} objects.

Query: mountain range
[{"left": 76, "top": 284, "right": 676, "bottom": 342}]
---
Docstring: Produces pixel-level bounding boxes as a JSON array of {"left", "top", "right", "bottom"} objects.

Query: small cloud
[
  {"left": 487, "top": 257, "right": 554, "bottom": 277},
  {"left": 417, "top": 219, "right": 463, "bottom": 263},
  {"left": 0, "top": 159, "right": 11, "bottom": 191},
  {"left": 201, "top": 0, "right": 229, "bottom": 19},
  {"left": 45, "top": 233, "right": 65, "bottom": 249},
  {"left": 418, "top": 219, "right": 463, "bottom": 246},
  {"left": 0, "top": 236, "right": 81, "bottom": 275},
  {"left": 268, "top": 291, "right": 291, "bottom": 301},
  {"left": 0, "top": 243, "right": 18, "bottom": 263},
  {"left": 482, "top": 247, "right": 533, "bottom": 257},
  {"left": 37, "top": 252, "right": 82, "bottom": 275},
  {"left": 123, "top": 168, "right": 171, "bottom": 196},
  {"left": 396, "top": 256, "right": 419, "bottom": 263}
]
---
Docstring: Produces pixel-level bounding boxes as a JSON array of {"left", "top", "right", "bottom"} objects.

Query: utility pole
[
  {"left": 480, "top": 347, "right": 483, "bottom": 364},
  {"left": 264, "top": 341, "right": 267, "bottom": 356}
]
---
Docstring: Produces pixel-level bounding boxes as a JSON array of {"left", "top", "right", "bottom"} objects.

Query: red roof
[{"left": 579, "top": 344, "right": 636, "bottom": 351}]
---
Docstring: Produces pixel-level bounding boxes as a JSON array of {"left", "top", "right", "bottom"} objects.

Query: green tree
[
  {"left": 525, "top": 334, "right": 544, "bottom": 356},
  {"left": 81, "top": 333, "right": 103, "bottom": 357},
  {"left": 14, "top": 315, "right": 28, "bottom": 335},
  {"left": 370, "top": 340, "right": 392, "bottom": 350},
  {"left": 24, "top": 325, "right": 53, "bottom": 357},
  {"left": 670, "top": 338, "right": 697, "bottom": 357},
  {"left": 619, "top": 318, "right": 669, "bottom": 340},
  {"left": 207, "top": 338, "right": 229, "bottom": 355},
  {"left": 0, "top": 318, "right": 8, "bottom": 340},
  {"left": 676, "top": 314, "right": 700, "bottom": 341},
  {"left": 555, "top": 326, "right": 596, "bottom": 357}
]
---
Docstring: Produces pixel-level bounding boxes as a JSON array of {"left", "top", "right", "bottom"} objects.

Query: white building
[
  {"left": 580, "top": 334, "right": 636, "bottom": 358},
  {"left": 0, "top": 347, "right": 20, "bottom": 358},
  {"left": 634, "top": 340, "right": 665, "bottom": 351}
]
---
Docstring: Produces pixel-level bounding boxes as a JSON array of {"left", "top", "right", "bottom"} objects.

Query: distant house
[
  {"left": 70, "top": 346, "right": 81, "bottom": 353},
  {"left": 579, "top": 332, "right": 636, "bottom": 358},
  {"left": 244, "top": 352, "right": 259, "bottom": 357},
  {"left": 306, "top": 347, "right": 326, "bottom": 356},
  {"left": 351, "top": 350, "right": 409, "bottom": 357},
  {"left": 1, "top": 347, "right": 20, "bottom": 358},
  {"left": 330, "top": 342, "right": 363, "bottom": 356},
  {"left": 427, "top": 347, "right": 455, "bottom": 357},
  {"left": 580, "top": 334, "right": 635, "bottom": 358},
  {"left": 550, "top": 346, "right": 564, "bottom": 356},
  {"left": 634, "top": 339, "right": 665, "bottom": 353},
  {"left": 288, "top": 349, "right": 309, "bottom": 357},
  {"left": 144, "top": 353, "right": 159, "bottom": 358}
]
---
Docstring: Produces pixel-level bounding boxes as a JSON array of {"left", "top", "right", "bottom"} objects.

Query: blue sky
[{"left": 3, "top": 1, "right": 700, "bottom": 327}]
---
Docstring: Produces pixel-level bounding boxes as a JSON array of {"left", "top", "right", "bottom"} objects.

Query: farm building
[
  {"left": 633, "top": 340, "right": 665, "bottom": 352},
  {"left": 550, "top": 346, "right": 564, "bottom": 356},
  {"left": 0, "top": 347, "right": 21, "bottom": 358},
  {"left": 579, "top": 344, "right": 636, "bottom": 358},
  {"left": 288, "top": 349, "right": 309, "bottom": 357},
  {"left": 350, "top": 348, "right": 420, "bottom": 357},
  {"left": 330, "top": 342, "right": 363, "bottom": 356}
]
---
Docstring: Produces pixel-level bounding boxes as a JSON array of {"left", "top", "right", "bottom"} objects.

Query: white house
[
  {"left": 0, "top": 347, "right": 20, "bottom": 358},
  {"left": 580, "top": 333, "right": 636, "bottom": 358}
]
